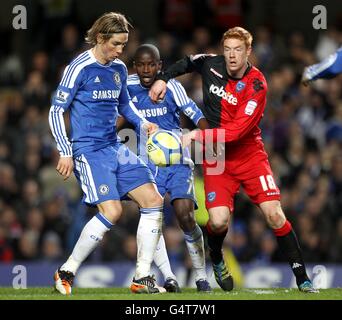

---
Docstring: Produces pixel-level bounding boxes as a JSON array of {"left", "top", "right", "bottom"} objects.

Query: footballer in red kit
[
  {"left": 150, "top": 27, "right": 318, "bottom": 293},
  {"left": 199, "top": 61, "right": 280, "bottom": 212}
]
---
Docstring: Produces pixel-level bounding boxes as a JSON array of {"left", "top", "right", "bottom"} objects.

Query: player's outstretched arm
[
  {"left": 302, "top": 47, "right": 342, "bottom": 85},
  {"left": 196, "top": 118, "right": 210, "bottom": 130},
  {"left": 150, "top": 56, "right": 200, "bottom": 102}
]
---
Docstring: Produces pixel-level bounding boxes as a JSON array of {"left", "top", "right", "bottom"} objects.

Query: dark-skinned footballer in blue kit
[{"left": 117, "top": 44, "right": 212, "bottom": 292}]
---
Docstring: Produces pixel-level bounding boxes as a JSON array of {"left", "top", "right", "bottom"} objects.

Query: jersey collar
[
  {"left": 225, "top": 61, "right": 252, "bottom": 80},
  {"left": 88, "top": 49, "right": 113, "bottom": 67}
]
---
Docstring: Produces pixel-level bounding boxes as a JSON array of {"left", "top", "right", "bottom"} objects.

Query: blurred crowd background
[{"left": 0, "top": 0, "right": 342, "bottom": 275}]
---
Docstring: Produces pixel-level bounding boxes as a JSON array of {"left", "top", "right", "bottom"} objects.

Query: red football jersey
[
  {"left": 193, "top": 61, "right": 267, "bottom": 147},
  {"left": 158, "top": 54, "right": 268, "bottom": 156},
  {"left": 158, "top": 54, "right": 267, "bottom": 144},
  {"left": 211, "top": 66, "right": 267, "bottom": 145}
]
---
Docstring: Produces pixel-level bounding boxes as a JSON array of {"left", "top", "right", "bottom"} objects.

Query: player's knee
[
  {"left": 177, "top": 211, "right": 196, "bottom": 232},
  {"left": 207, "top": 207, "right": 231, "bottom": 233},
  {"left": 209, "top": 217, "right": 229, "bottom": 233},
  {"left": 102, "top": 207, "right": 122, "bottom": 223},
  {"left": 264, "top": 206, "right": 286, "bottom": 229},
  {"left": 173, "top": 200, "right": 195, "bottom": 231},
  {"left": 141, "top": 192, "right": 163, "bottom": 208}
]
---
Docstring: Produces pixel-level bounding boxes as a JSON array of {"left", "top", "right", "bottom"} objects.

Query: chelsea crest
[{"left": 113, "top": 72, "right": 121, "bottom": 85}]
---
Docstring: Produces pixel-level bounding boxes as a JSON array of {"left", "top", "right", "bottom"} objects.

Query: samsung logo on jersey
[
  {"left": 209, "top": 84, "right": 238, "bottom": 105},
  {"left": 92, "top": 90, "right": 120, "bottom": 99},
  {"left": 138, "top": 107, "right": 168, "bottom": 118}
]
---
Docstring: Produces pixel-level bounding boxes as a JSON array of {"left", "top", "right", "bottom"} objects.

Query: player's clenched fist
[{"left": 56, "top": 156, "right": 74, "bottom": 180}]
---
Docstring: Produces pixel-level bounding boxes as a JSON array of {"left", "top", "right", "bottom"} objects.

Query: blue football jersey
[
  {"left": 127, "top": 74, "right": 204, "bottom": 163},
  {"left": 49, "top": 50, "right": 145, "bottom": 157}
]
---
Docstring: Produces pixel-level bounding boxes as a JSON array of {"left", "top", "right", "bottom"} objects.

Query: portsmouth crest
[
  {"left": 236, "top": 81, "right": 246, "bottom": 92},
  {"left": 207, "top": 191, "right": 216, "bottom": 202},
  {"left": 113, "top": 72, "right": 121, "bottom": 85}
]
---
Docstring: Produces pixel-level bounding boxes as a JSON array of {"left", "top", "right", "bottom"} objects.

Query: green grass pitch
[{"left": 0, "top": 287, "right": 341, "bottom": 300}]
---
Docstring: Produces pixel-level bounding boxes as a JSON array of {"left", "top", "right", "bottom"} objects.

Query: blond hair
[
  {"left": 85, "top": 12, "right": 132, "bottom": 46},
  {"left": 222, "top": 27, "right": 253, "bottom": 48}
]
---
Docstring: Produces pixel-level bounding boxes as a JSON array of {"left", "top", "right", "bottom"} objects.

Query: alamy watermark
[
  {"left": 312, "top": 264, "right": 328, "bottom": 289},
  {"left": 117, "top": 127, "right": 226, "bottom": 175},
  {"left": 12, "top": 265, "right": 27, "bottom": 289},
  {"left": 9, "top": 263, "right": 330, "bottom": 289},
  {"left": 312, "top": 5, "right": 327, "bottom": 29},
  {"left": 12, "top": 5, "right": 27, "bottom": 30}
]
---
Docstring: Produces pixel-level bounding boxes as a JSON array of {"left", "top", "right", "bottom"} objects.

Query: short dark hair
[{"left": 134, "top": 44, "right": 160, "bottom": 61}]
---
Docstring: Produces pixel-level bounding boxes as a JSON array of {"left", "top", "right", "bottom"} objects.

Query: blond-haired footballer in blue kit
[{"left": 49, "top": 12, "right": 166, "bottom": 294}]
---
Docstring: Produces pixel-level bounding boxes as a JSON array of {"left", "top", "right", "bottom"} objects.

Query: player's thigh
[
  {"left": 128, "top": 182, "right": 163, "bottom": 208},
  {"left": 73, "top": 152, "right": 120, "bottom": 206},
  {"left": 203, "top": 164, "right": 240, "bottom": 212},
  {"left": 116, "top": 144, "right": 159, "bottom": 205},
  {"left": 166, "top": 165, "right": 197, "bottom": 209},
  {"left": 241, "top": 160, "right": 281, "bottom": 205}
]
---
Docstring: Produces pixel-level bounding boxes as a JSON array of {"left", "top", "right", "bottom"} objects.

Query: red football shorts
[{"left": 203, "top": 146, "right": 281, "bottom": 212}]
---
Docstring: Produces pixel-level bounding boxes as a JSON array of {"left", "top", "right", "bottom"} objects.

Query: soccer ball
[{"left": 146, "top": 130, "right": 182, "bottom": 166}]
